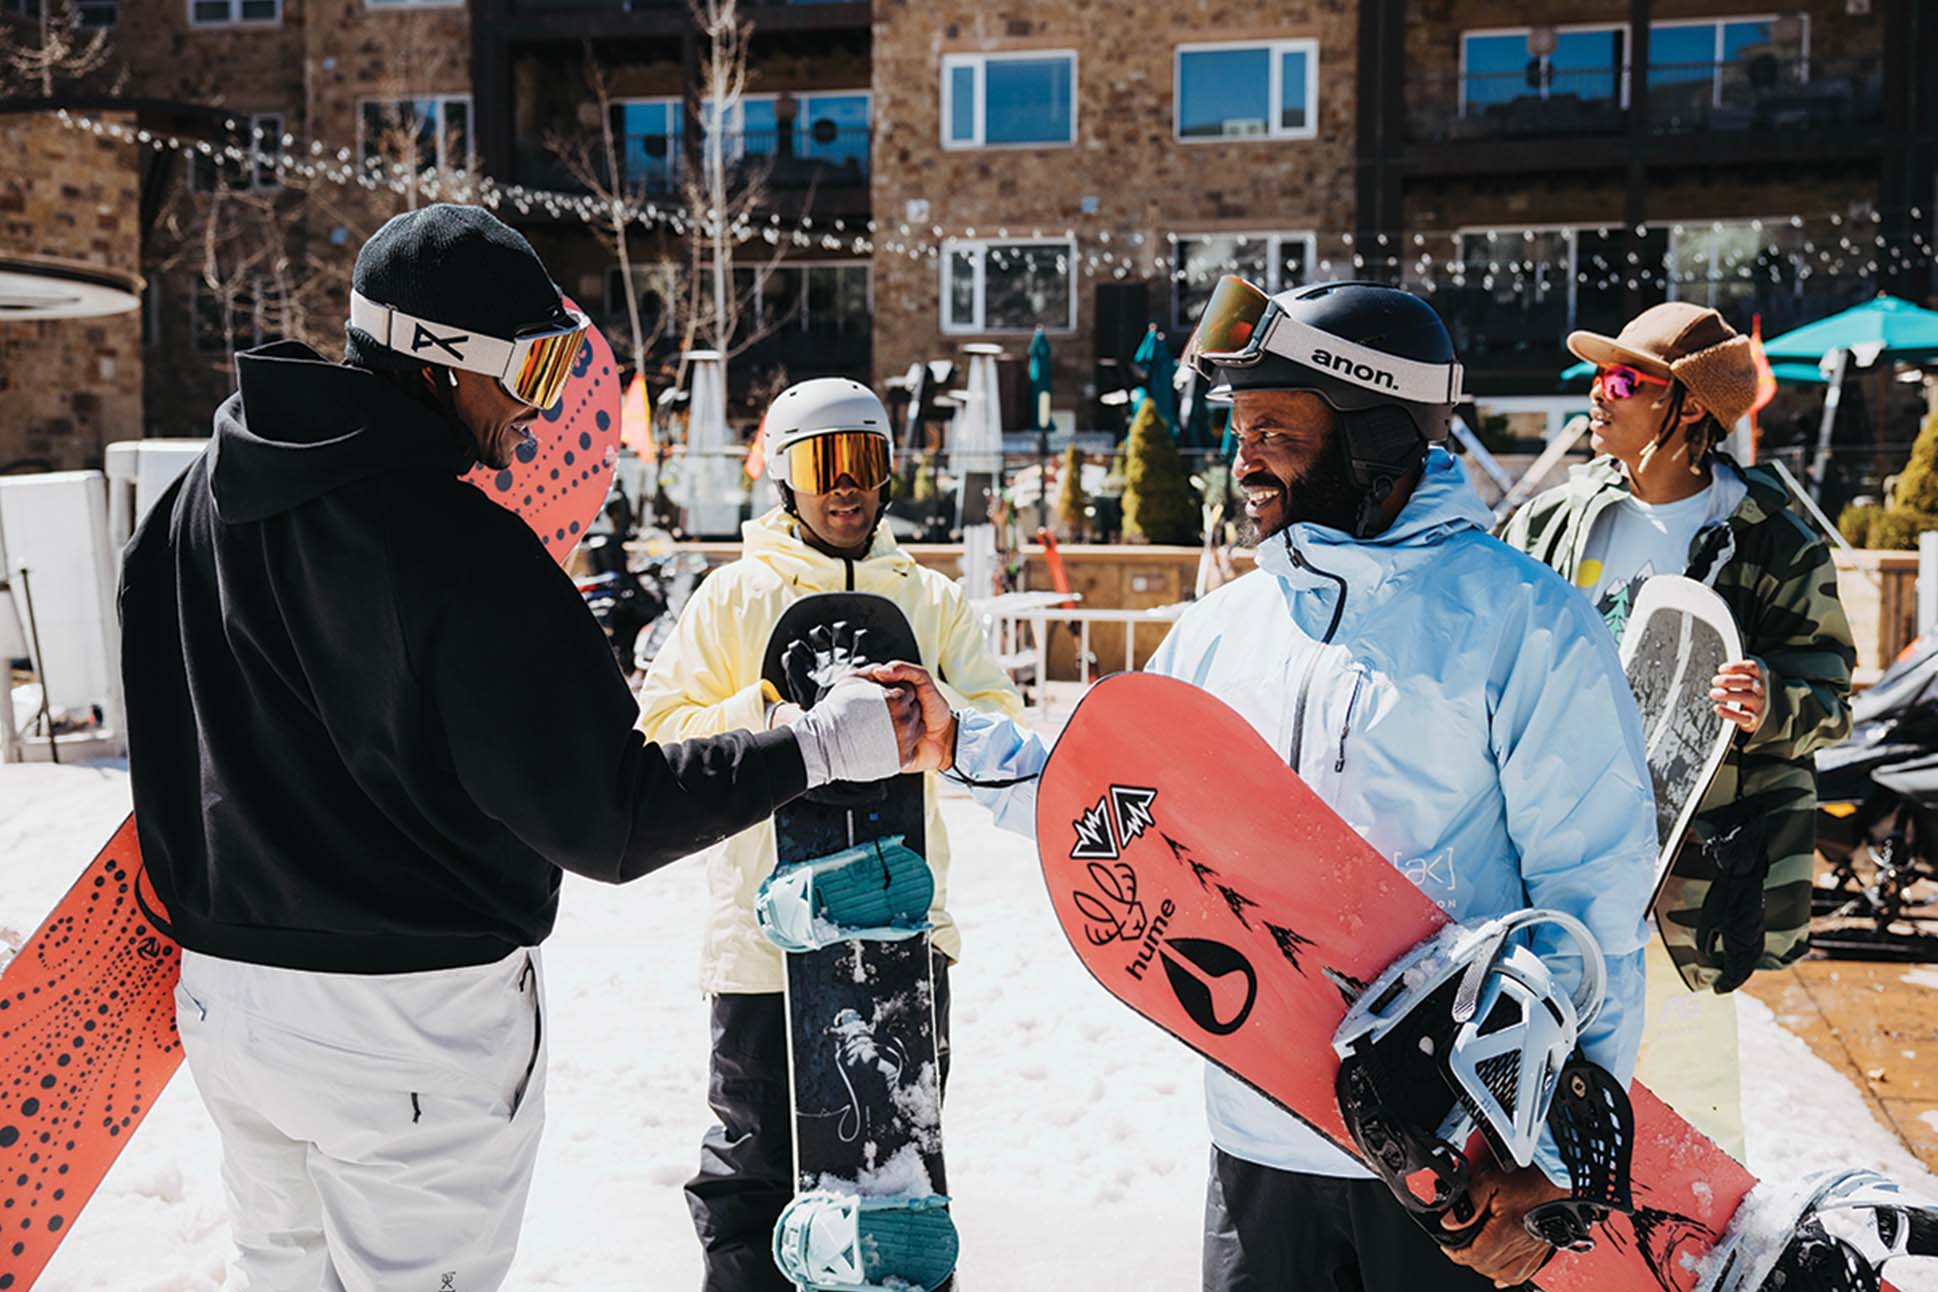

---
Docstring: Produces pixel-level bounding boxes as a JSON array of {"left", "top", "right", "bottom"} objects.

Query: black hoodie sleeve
[{"left": 407, "top": 495, "right": 807, "bottom": 883}]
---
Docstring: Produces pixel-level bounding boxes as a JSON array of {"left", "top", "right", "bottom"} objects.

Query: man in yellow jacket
[{"left": 637, "top": 377, "right": 1025, "bottom": 1291}]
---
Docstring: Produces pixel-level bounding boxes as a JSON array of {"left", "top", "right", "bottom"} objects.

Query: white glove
[{"left": 790, "top": 676, "right": 901, "bottom": 788}]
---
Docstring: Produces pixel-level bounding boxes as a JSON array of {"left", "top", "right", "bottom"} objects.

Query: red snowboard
[
  {"left": 0, "top": 312, "right": 620, "bottom": 1291},
  {"left": 1037, "top": 672, "right": 1758, "bottom": 1292}
]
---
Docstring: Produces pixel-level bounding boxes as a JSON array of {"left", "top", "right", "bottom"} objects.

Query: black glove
[
  {"left": 780, "top": 621, "right": 880, "bottom": 710},
  {"left": 1692, "top": 804, "right": 1770, "bottom": 995}
]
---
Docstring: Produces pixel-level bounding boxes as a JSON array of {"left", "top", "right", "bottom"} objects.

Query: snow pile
[{"left": 6, "top": 761, "right": 1938, "bottom": 1291}]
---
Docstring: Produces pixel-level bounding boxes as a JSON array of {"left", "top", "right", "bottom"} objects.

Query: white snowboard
[{"left": 1619, "top": 574, "right": 1742, "bottom": 900}]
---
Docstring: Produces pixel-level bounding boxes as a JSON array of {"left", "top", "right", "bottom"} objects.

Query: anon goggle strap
[
  {"left": 1240, "top": 313, "right": 1465, "bottom": 405},
  {"left": 349, "top": 291, "right": 587, "bottom": 400}
]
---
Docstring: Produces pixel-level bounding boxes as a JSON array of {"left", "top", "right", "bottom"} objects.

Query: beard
[{"left": 1237, "top": 431, "right": 1364, "bottom": 544}]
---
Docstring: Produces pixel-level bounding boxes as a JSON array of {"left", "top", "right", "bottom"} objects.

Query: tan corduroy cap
[{"left": 1568, "top": 302, "right": 1759, "bottom": 429}]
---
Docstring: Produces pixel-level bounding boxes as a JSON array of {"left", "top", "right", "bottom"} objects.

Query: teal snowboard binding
[
  {"left": 755, "top": 835, "right": 934, "bottom": 953},
  {"left": 772, "top": 1190, "right": 959, "bottom": 1292}
]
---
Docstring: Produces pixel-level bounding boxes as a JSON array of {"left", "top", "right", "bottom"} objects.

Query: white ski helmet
[{"left": 762, "top": 377, "right": 895, "bottom": 496}]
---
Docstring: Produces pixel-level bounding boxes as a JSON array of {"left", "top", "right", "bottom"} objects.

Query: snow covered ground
[{"left": 4, "top": 759, "right": 1937, "bottom": 1290}]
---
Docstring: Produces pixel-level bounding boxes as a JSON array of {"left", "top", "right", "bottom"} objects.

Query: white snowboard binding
[{"left": 1704, "top": 1168, "right": 1938, "bottom": 1292}]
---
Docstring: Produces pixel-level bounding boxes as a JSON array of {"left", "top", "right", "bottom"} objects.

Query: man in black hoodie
[{"left": 118, "top": 204, "right": 930, "bottom": 1291}]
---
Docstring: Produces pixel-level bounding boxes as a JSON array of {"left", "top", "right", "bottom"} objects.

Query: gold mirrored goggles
[
  {"left": 1179, "top": 275, "right": 1274, "bottom": 379},
  {"left": 778, "top": 431, "right": 893, "bottom": 495},
  {"left": 503, "top": 313, "right": 590, "bottom": 410}
]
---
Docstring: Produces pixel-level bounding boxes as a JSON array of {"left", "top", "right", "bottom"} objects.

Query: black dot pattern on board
[
  {"left": 0, "top": 821, "right": 185, "bottom": 1281},
  {"left": 456, "top": 309, "right": 621, "bottom": 564}
]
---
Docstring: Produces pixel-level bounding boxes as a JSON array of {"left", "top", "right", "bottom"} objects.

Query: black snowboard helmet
[{"left": 1184, "top": 279, "right": 1465, "bottom": 537}]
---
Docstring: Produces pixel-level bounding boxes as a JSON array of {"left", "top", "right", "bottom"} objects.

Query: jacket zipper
[
  {"left": 845, "top": 557, "right": 854, "bottom": 592},
  {"left": 1335, "top": 665, "right": 1367, "bottom": 774},
  {"left": 1284, "top": 537, "right": 1348, "bottom": 774}
]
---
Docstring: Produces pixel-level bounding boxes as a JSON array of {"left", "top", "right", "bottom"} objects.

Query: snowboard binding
[
  {"left": 1331, "top": 910, "right": 1635, "bottom": 1253},
  {"left": 1704, "top": 1168, "right": 1938, "bottom": 1292},
  {"left": 755, "top": 836, "right": 936, "bottom": 953},
  {"left": 781, "top": 620, "right": 905, "bottom": 807},
  {"left": 771, "top": 1189, "right": 960, "bottom": 1292}
]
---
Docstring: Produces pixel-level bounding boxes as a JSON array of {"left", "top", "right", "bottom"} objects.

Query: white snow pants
[
  {"left": 174, "top": 946, "right": 548, "bottom": 1292},
  {"left": 1634, "top": 936, "right": 1745, "bottom": 1159}
]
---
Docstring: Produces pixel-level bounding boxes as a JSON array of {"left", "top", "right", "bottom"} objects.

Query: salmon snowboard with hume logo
[
  {"left": 0, "top": 315, "right": 620, "bottom": 1292},
  {"left": 1036, "top": 671, "right": 1762, "bottom": 1292}
]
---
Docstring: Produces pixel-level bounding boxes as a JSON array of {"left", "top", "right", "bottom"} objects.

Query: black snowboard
[{"left": 760, "top": 593, "right": 948, "bottom": 1209}]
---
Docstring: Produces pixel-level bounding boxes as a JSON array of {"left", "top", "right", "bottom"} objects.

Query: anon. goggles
[
  {"left": 773, "top": 429, "right": 893, "bottom": 495},
  {"left": 349, "top": 290, "right": 589, "bottom": 411},
  {"left": 1180, "top": 275, "right": 1464, "bottom": 406}
]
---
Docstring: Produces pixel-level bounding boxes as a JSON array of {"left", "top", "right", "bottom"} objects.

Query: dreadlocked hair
[{"left": 1643, "top": 381, "right": 1727, "bottom": 474}]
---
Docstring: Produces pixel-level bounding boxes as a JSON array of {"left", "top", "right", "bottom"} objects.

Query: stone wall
[
  {"left": 0, "top": 112, "right": 143, "bottom": 471},
  {"left": 870, "top": 0, "right": 1360, "bottom": 406}
]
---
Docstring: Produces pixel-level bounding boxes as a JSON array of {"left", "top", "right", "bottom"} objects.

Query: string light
[{"left": 56, "top": 108, "right": 1937, "bottom": 299}]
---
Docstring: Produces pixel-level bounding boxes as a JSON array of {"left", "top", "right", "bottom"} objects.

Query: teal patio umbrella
[
  {"left": 1132, "top": 325, "right": 1178, "bottom": 433},
  {"left": 1027, "top": 326, "right": 1054, "bottom": 433},
  {"left": 1761, "top": 295, "right": 1938, "bottom": 366},
  {"left": 1761, "top": 295, "right": 1938, "bottom": 498}
]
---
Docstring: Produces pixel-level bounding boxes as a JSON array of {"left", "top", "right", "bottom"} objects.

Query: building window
[
  {"left": 2, "top": 0, "right": 118, "bottom": 26},
  {"left": 1172, "top": 232, "right": 1313, "bottom": 327},
  {"left": 1174, "top": 41, "right": 1318, "bottom": 141},
  {"left": 191, "top": 112, "right": 283, "bottom": 194},
  {"left": 614, "top": 97, "right": 684, "bottom": 196},
  {"left": 942, "top": 239, "right": 1074, "bottom": 334},
  {"left": 1665, "top": 220, "right": 1811, "bottom": 331},
  {"left": 1460, "top": 26, "right": 1628, "bottom": 115},
  {"left": 1650, "top": 15, "right": 1808, "bottom": 125},
  {"left": 358, "top": 96, "right": 472, "bottom": 173},
  {"left": 189, "top": 0, "right": 279, "bottom": 25},
  {"left": 604, "top": 262, "right": 871, "bottom": 346},
  {"left": 705, "top": 91, "right": 871, "bottom": 174},
  {"left": 940, "top": 51, "right": 1077, "bottom": 149}
]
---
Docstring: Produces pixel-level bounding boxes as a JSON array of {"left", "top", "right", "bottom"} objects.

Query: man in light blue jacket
[{"left": 882, "top": 280, "right": 1658, "bottom": 1291}]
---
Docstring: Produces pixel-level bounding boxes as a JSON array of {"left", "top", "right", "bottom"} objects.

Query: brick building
[
  {"left": 0, "top": 109, "right": 143, "bottom": 471},
  {"left": 4, "top": 0, "right": 1934, "bottom": 455}
]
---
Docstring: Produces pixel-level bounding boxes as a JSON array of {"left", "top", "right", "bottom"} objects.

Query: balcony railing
[
  {"left": 1408, "top": 55, "right": 1883, "bottom": 144},
  {"left": 617, "top": 126, "right": 870, "bottom": 199}
]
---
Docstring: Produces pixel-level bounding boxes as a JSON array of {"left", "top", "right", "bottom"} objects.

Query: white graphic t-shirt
[{"left": 1575, "top": 483, "right": 1715, "bottom": 640}]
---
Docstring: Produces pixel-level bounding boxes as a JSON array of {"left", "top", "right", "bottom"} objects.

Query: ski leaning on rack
[
  {"left": 1034, "top": 671, "right": 1934, "bottom": 1292},
  {"left": 0, "top": 308, "right": 621, "bottom": 1292},
  {"left": 757, "top": 591, "right": 958, "bottom": 1292}
]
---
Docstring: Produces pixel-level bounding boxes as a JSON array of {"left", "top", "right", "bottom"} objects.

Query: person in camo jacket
[{"left": 1501, "top": 300, "right": 1855, "bottom": 1158}]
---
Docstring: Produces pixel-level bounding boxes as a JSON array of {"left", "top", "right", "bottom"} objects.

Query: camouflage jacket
[{"left": 1501, "top": 454, "right": 1855, "bottom": 988}]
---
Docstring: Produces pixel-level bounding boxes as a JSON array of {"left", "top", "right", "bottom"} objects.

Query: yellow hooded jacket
[{"left": 637, "top": 506, "right": 1026, "bottom": 995}]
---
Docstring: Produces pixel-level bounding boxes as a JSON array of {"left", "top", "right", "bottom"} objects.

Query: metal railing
[{"left": 1407, "top": 55, "right": 1882, "bottom": 143}]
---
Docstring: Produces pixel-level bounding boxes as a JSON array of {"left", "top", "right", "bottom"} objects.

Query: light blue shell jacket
[{"left": 954, "top": 448, "right": 1657, "bottom": 1180}]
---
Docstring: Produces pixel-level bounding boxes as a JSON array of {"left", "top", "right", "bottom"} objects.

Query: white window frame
[
  {"left": 187, "top": 0, "right": 280, "bottom": 27},
  {"left": 1453, "top": 223, "right": 1585, "bottom": 331},
  {"left": 939, "top": 237, "right": 1078, "bottom": 336},
  {"left": 614, "top": 94, "right": 685, "bottom": 186},
  {"left": 939, "top": 50, "right": 1079, "bottom": 151},
  {"left": 356, "top": 94, "right": 474, "bottom": 173},
  {"left": 1663, "top": 217, "right": 1813, "bottom": 309},
  {"left": 1170, "top": 230, "right": 1316, "bottom": 328},
  {"left": 1649, "top": 14, "right": 1810, "bottom": 106},
  {"left": 1457, "top": 23, "right": 1632, "bottom": 117},
  {"left": 1172, "top": 40, "right": 1320, "bottom": 143}
]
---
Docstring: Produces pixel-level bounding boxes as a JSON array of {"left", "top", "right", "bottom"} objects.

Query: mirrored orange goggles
[
  {"left": 504, "top": 316, "right": 590, "bottom": 410},
  {"left": 1180, "top": 275, "right": 1273, "bottom": 378},
  {"left": 779, "top": 431, "right": 893, "bottom": 494}
]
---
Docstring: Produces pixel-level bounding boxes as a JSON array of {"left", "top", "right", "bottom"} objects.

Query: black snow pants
[
  {"left": 1203, "top": 1146, "right": 1532, "bottom": 1292},
  {"left": 685, "top": 956, "right": 951, "bottom": 1292}
]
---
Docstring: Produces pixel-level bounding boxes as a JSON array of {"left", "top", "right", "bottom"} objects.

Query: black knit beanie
[{"left": 344, "top": 203, "right": 573, "bottom": 372}]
